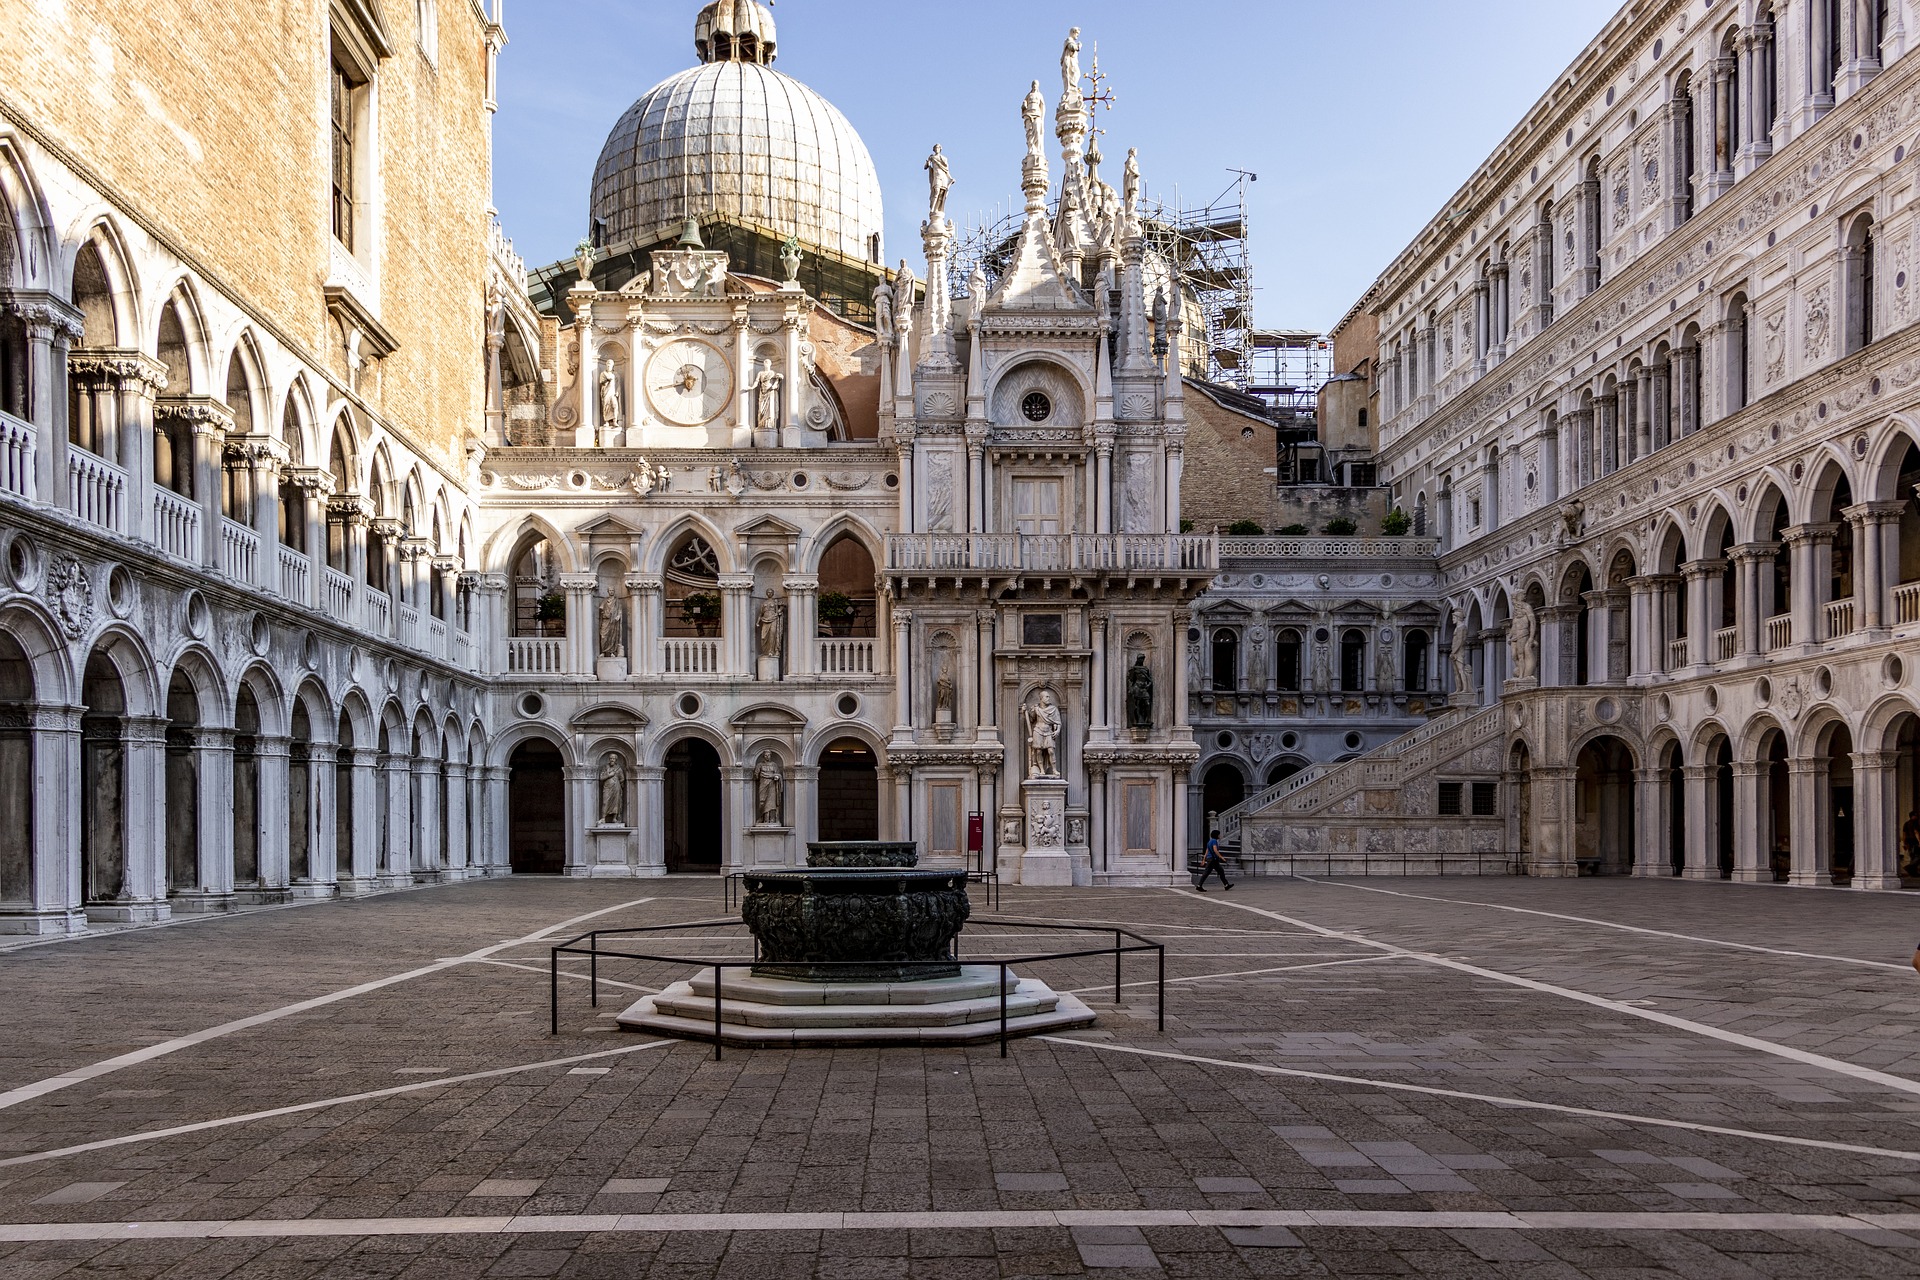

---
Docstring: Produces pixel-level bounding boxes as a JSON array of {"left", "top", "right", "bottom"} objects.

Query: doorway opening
[
  {"left": 666, "top": 738, "right": 724, "bottom": 871},
  {"left": 508, "top": 740, "right": 565, "bottom": 873}
]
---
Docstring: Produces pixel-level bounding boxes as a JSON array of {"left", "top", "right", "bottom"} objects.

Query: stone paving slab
[{"left": 2, "top": 877, "right": 1920, "bottom": 1274}]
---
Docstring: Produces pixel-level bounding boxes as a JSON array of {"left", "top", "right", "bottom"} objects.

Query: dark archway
[
  {"left": 80, "top": 652, "right": 127, "bottom": 905},
  {"left": 1663, "top": 741, "right": 1685, "bottom": 876},
  {"left": 233, "top": 687, "right": 261, "bottom": 886},
  {"left": 1573, "top": 735, "right": 1635, "bottom": 873},
  {"left": 507, "top": 740, "right": 565, "bottom": 874},
  {"left": 288, "top": 703, "right": 312, "bottom": 883},
  {"left": 1762, "top": 728, "right": 1790, "bottom": 882},
  {"left": 164, "top": 670, "right": 200, "bottom": 896},
  {"left": 1713, "top": 736, "right": 1735, "bottom": 878},
  {"left": 818, "top": 738, "right": 879, "bottom": 841},
  {"left": 335, "top": 714, "right": 356, "bottom": 881},
  {"left": 1267, "top": 757, "right": 1307, "bottom": 787},
  {"left": 1203, "top": 761, "right": 1246, "bottom": 831},
  {"left": 0, "top": 632, "right": 33, "bottom": 904},
  {"left": 665, "top": 738, "right": 723, "bottom": 871}
]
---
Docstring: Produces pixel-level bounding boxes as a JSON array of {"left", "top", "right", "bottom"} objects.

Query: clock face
[{"left": 645, "top": 339, "right": 733, "bottom": 427}]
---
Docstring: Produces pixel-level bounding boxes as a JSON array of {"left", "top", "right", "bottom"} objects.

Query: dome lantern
[{"left": 695, "top": 0, "right": 776, "bottom": 65}]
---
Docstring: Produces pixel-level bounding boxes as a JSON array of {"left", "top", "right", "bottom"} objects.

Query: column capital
[{"left": 1681, "top": 558, "right": 1727, "bottom": 580}]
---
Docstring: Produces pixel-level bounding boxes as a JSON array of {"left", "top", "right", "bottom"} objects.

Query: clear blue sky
[{"left": 493, "top": 0, "right": 1623, "bottom": 332}]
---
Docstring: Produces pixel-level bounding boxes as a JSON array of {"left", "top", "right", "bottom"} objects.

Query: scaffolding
[
  {"left": 1246, "top": 329, "right": 1334, "bottom": 427},
  {"left": 948, "top": 172, "right": 1258, "bottom": 390}
]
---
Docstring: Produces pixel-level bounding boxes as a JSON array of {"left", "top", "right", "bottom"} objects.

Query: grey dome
[{"left": 590, "top": 18, "right": 884, "bottom": 264}]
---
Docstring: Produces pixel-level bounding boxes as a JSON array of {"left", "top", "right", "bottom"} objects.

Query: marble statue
[
  {"left": 597, "top": 358, "right": 622, "bottom": 433},
  {"left": 1031, "top": 802, "right": 1061, "bottom": 847},
  {"left": 1060, "top": 27, "right": 1082, "bottom": 103},
  {"left": 1511, "top": 600, "right": 1539, "bottom": 681},
  {"left": 1375, "top": 630, "right": 1395, "bottom": 693},
  {"left": 1122, "top": 147, "right": 1140, "bottom": 220},
  {"left": 485, "top": 282, "right": 506, "bottom": 343},
  {"left": 1022, "top": 81, "right": 1046, "bottom": 158},
  {"left": 574, "top": 237, "right": 595, "bottom": 284},
  {"left": 969, "top": 265, "right": 988, "bottom": 305},
  {"left": 1125, "top": 654, "right": 1153, "bottom": 730},
  {"left": 934, "top": 655, "right": 956, "bottom": 720},
  {"left": 778, "top": 235, "right": 802, "bottom": 285},
  {"left": 756, "top": 595, "right": 786, "bottom": 660},
  {"left": 925, "top": 143, "right": 952, "bottom": 220},
  {"left": 597, "top": 753, "right": 626, "bottom": 826},
  {"left": 754, "top": 752, "right": 784, "bottom": 826},
  {"left": 872, "top": 278, "right": 894, "bottom": 339},
  {"left": 753, "top": 360, "right": 782, "bottom": 433},
  {"left": 597, "top": 594, "right": 624, "bottom": 658},
  {"left": 1024, "top": 689, "right": 1062, "bottom": 779},
  {"left": 1449, "top": 606, "right": 1475, "bottom": 699}
]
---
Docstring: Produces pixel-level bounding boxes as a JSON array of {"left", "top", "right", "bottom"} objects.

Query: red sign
[{"left": 967, "top": 813, "right": 984, "bottom": 853}]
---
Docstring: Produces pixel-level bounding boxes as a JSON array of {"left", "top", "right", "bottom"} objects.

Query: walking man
[{"left": 1195, "top": 829, "right": 1233, "bottom": 892}]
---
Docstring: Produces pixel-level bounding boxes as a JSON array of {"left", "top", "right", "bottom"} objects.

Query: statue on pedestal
[
  {"left": 754, "top": 752, "right": 785, "bottom": 826},
  {"left": 925, "top": 144, "right": 952, "bottom": 221},
  {"left": 753, "top": 360, "right": 783, "bottom": 434},
  {"left": 1511, "top": 601, "right": 1539, "bottom": 681},
  {"left": 597, "top": 358, "right": 622, "bottom": 436},
  {"left": 756, "top": 595, "right": 787, "bottom": 660},
  {"left": 597, "top": 752, "right": 627, "bottom": 826},
  {"left": 1125, "top": 654, "right": 1153, "bottom": 731},
  {"left": 1024, "top": 689, "right": 1062, "bottom": 778},
  {"left": 1022, "top": 81, "right": 1046, "bottom": 160},
  {"left": 597, "top": 594, "right": 625, "bottom": 658},
  {"left": 1449, "top": 606, "right": 1476, "bottom": 700},
  {"left": 1060, "top": 28, "right": 1082, "bottom": 103},
  {"left": 872, "top": 278, "right": 894, "bottom": 340}
]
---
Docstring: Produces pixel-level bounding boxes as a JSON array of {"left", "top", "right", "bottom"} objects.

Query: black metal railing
[{"left": 549, "top": 917, "right": 1163, "bottom": 1059}]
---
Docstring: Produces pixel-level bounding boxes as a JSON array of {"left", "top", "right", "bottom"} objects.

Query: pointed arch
[
  {"left": 483, "top": 513, "right": 577, "bottom": 575},
  {"left": 160, "top": 642, "right": 230, "bottom": 728},
  {"left": 67, "top": 217, "right": 138, "bottom": 347},
  {"left": 234, "top": 660, "right": 289, "bottom": 737},
  {"left": 152, "top": 277, "right": 211, "bottom": 395},
  {"left": 649, "top": 513, "right": 735, "bottom": 576},
  {"left": 0, "top": 139, "right": 55, "bottom": 294}
]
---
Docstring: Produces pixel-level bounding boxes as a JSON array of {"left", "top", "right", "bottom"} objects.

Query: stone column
[
  {"left": 976, "top": 612, "right": 998, "bottom": 742},
  {"left": 786, "top": 575, "right": 818, "bottom": 677},
  {"left": 484, "top": 764, "right": 512, "bottom": 873},
  {"left": 1787, "top": 524, "right": 1834, "bottom": 648},
  {"left": 1852, "top": 750, "right": 1900, "bottom": 889},
  {"left": 1730, "top": 545, "right": 1767, "bottom": 657},
  {"left": 1634, "top": 367, "right": 1654, "bottom": 459},
  {"left": 1172, "top": 609, "right": 1192, "bottom": 730},
  {"left": 23, "top": 310, "right": 69, "bottom": 506},
  {"left": 1730, "top": 759, "right": 1767, "bottom": 882},
  {"left": 1632, "top": 767, "right": 1668, "bottom": 876},
  {"left": 892, "top": 607, "right": 913, "bottom": 732},
  {"left": 1627, "top": 578, "right": 1654, "bottom": 680},
  {"left": 254, "top": 734, "right": 291, "bottom": 892},
  {"left": 121, "top": 716, "right": 171, "bottom": 918},
  {"left": 1681, "top": 560, "right": 1718, "bottom": 668},
  {"left": 381, "top": 749, "right": 411, "bottom": 883},
  {"left": 1681, "top": 764, "right": 1718, "bottom": 879},
  {"left": 1530, "top": 765, "right": 1579, "bottom": 876},
  {"left": 1089, "top": 614, "right": 1110, "bottom": 741},
  {"left": 1094, "top": 440, "right": 1113, "bottom": 535},
  {"left": 634, "top": 765, "right": 666, "bottom": 876},
  {"left": 245, "top": 441, "right": 285, "bottom": 590},
  {"left": 560, "top": 573, "right": 597, "bottom": 675},
  {"left": 342, "top": 747, "right": 381, "bottom": 891},
  {"left": 192, "top": 727, "right": 236, "bottom": 903},
  {"left": 1787, "top": 757, "right": 1826, "bottom": 887},
  {"left": 445, "top": 760, "right": 470, "bottom": 876},
  {"left": 1650, "top": 362, "right": 1671, "bottom": 449},
  {"left": 719, "top": 574, "right": 754, "bottom": 677}
]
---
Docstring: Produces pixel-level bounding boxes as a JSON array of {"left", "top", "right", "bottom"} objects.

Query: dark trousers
[{"left": 1198, "top": 858, "right": 1231, "bottom": 888}]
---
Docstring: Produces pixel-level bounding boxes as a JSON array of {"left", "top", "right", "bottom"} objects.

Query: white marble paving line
[
  {"left": 0, "top": 1040, "right": 678, "bottom": 1171},
  {"left": 1062, "top": 954, "right": 1403, "bottom": 996},
  {"left": 471, "top": 958, "right": 660, "bottom": 994},
  {"left": 0, "top": 1208, "right": 1916, "bottom": 1241},
  {"left": 1182, "top": 891, "right": 1920, "bottom": 1102},
  {"left": 1037, "top": 1037, "right": 1920, "bottom": 1164},
  {"left": 1294, "top": 879, "right": 1912, "bottom": 971},
  {"left": 0, "top": 899, "right": 657, "bottom": 1114}
]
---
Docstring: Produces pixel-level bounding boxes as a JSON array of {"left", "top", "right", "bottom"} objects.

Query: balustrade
[
  {"left": 322, "top": 567, "right": 354, "bottom": 619},
  {"left": 1667, "top": 636, "right": 1689, "bottom": 668},
  {"left": 65, "top": 449, "right": 126, "bottom": 532},
  {"left": 1896, "top": 582, "right": 1920, "bottom": 626},
  {"left": 506, "top": 637, "right": 565, "bottom": 675},
  {"left": 886, "top": 533, "right": 1219, "bottom": 574},
  {"left": 818, "top": 638, "right": 876, "bottom": 675},
  {"left": 0, "top": 412, "right": 34, "bottom": 501},
  {"left": 661, "top": 637, "right": 722, "bottom": 675},
  {"left": 1713, "top": 625, "right": 1738, "bottom": 661},
  {"left": 1825, "top": 598, "right": 1855, "bottom": 639},
  {"left": 277, "top": 544, "right": 309, "bottom": 605},
  {"left": 361, "top": 584, "right": 392, "bottom": 636},
  {"left": 150, "top": 488, "right": 201, "bottom": 561},
  {"left": 220, "top": 518, "right": 259, "bottom": 582},
  {"left": 1764, "top": 613, "right": 1792, "bottom": 651}
]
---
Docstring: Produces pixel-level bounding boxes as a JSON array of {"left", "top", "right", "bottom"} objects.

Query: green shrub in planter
[
  {"left": 1381, "top": 507, "right": 1411, "bottom": 536},
  {"left": 1226, "top": 519, "right": 1266, "bottom": 536},
  {"left": 1276, "top": 523, "right": 1308, "bottom": 536},
  {"left": 1323, "top": 517, "right": 1358, "bottom": 536},
  {"left": 534, "top": 591, "right": 567, "bottom": 623}
]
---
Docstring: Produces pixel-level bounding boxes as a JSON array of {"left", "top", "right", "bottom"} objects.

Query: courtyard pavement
[{"left": 3, "top": 874, "right": 1920, "bottom": 1276}]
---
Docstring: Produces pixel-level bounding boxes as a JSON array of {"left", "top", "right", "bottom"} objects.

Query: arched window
[
  {"left": 511, "top": 533, "right": 563, "bottom": 638},
  {"left": 1403, "top": 630, "right": 1430, "bottom": 692},
  {"left": 817, "top": 534, "right": 878, "bottom": 638},
  {"left": 1715, "top": 28, "right": 1741, "bottom": 178},
  {"left": 663, "top": 533, "right": 722, "bottom": 638},
  {"left": 1725, "top": 293, "right": 1750, "bottom": 413},
  {"left": 1536, "top": 200, "right": 1556, "bottom": 324},
  {"left": 1582, "top": 156, "right": 1602, "bottom": 292},
  {"left": 1845, "top": 212, "right": 1875, "bottom": 354},
  {"left": 1672, "top": 73, "right": 1696, "bottom": 223},
  {"left": 1753, "top": 5, "right": 1778, "bottom": 151},
  {"left": 1339, "top": 629, "right": 1367, "bottom": 693},
  {"left": 1275, "top": 629, "right": 1302, "bottom": 691},
  {"left": 1818, "top": 0, "right": 1842, "bottom": 103},
  {"left": 1210, "top": 628, "right": 1239, "bottom": 692}
]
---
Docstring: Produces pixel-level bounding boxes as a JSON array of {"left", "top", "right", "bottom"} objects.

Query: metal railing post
[
  {"left": 590, "top": 933, "right": 599, "bottom": 1007},
  {"left": 999, "top": 961, "right": 1009, "bottom": 1058},
  {"left": 550, "top": 946, "right": 559, "bottom": 1036},
  {"left": 1156, "top": 944, "right": 1165, "bottom": 1033},
  {"left": 713, "top": 965, "right": 724, "bottom": 1061},
  {"left": 1114, "top": 930, "right": 1122, "bottom": 1004}
]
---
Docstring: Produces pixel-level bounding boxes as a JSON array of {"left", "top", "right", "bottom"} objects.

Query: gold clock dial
[{"left": 645, "top": 339, "right": 733, "bottom": 427}]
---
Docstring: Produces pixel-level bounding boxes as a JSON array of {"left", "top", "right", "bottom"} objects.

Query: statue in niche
[
  {"left": 597, "top": 753, "right": 627, "bottom": 826},
  {"left": 934, "top": 654, "right": 956, "bottom": 721},
  {"left": 1060, "top": 27, "right": 1082, "bottom": 103},
  {"left": 756, "top": 594, "right": 787, "bottom": 660},
  {"left": 1125, "top": 654, "right": 1154, "bottom": 731},
  {"left": 1449, "top": 606, "right": 1475, "bottom": 700},
  {"left": 597, "top": 358, "right": 622, "bottom": 436},
  {"left": 925, "top": 144, "right": 952, "bottom": 221},
  {"left": 872, "top": 278, "right": 894, "bottom": 340},
  {"left": 1246, "top": 625, "right": 1268, "bottom": 691},
  {"left": 1023, "top": 81, "right": 1046, "bottom": 159},
  {"left": 1185, "top": 632, "right": 1203, "bottom": 692},
  {"left": 1510, "top": 600, "right": 1539, "bottom": 681},
  {"left": 925, "top": 453, "right": 955, "bottom": 532},
  {"left": 1311, "top": 637, "right": 1330, "bottom": 693},
  {"left": 597, "top": 594, "right": 625, "bottom": 658},
  {"left": 1375, "top": 630, "right": 1396, "bottom": 693},
  {"left": 753, "top": 360, "right": 782, "bottom": 434},
  {"left": 754, "top": 752, "right": 785, "bottom": 826},
  {"left": 1024, "top": 689, "right": 1062, "bottom": 779}
]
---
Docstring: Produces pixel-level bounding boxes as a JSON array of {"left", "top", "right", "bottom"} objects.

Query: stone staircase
[{"left": 1216, "top": 704, "right": 1513, "bottom": 875}]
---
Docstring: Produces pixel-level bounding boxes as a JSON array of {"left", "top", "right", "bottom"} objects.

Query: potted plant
[
  {"left": 1226, "top": 519, "right": 1266, "bottom": 536},
  {"left": 1276, "top": 523, "right": 1308, "bottom": 536},
  {"left": 680, "top": 591, "right": 722, "bottom": 637},
  {"left": 1381, "top": 507, "right": 1411, "bottom": 537},
  {"left": 1323, "top": 517, "right": 1358, "bottom": 536},
  {"left": 817, "top": 591, "right": 856, "bottom": 637},
  {"left": 534, "top": 590, "right": 567, "bottom": 636}
]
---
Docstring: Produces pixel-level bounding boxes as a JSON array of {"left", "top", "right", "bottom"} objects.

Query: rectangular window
[
  {"left": 1022, "top": 613, "right": 1063, "bottom": 647},
  {"left": 1438, "top": 782, "right": 1464, "bottom": 816},
  {"left": 330, "top": 55, "right": 363, "bottom": 252},
  {"left": 1471, "top": 781, "right": 1498, "bottom": 817},
  {"left": 1123, "top": 781, "right": 1155, "bottom": 854},
  {"left": 929, "top": 783, "right": 962, "bottom": 857},
  {"left": 1348, "top": 463, "right": 1377, "bottom": 488}
]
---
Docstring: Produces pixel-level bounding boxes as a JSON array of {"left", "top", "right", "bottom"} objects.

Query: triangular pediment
[
  {"left": 577, "top": 514, "right": 643, "bottom": 540},
  {"left": 729, "top": 702, "right": 807, "bottom": 732},
  {"left": 736, "top": 515, "right": 802, "bottom": 540},
  {"left": 985, "top": 211, "right": 1089, "bottom": 314}
]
